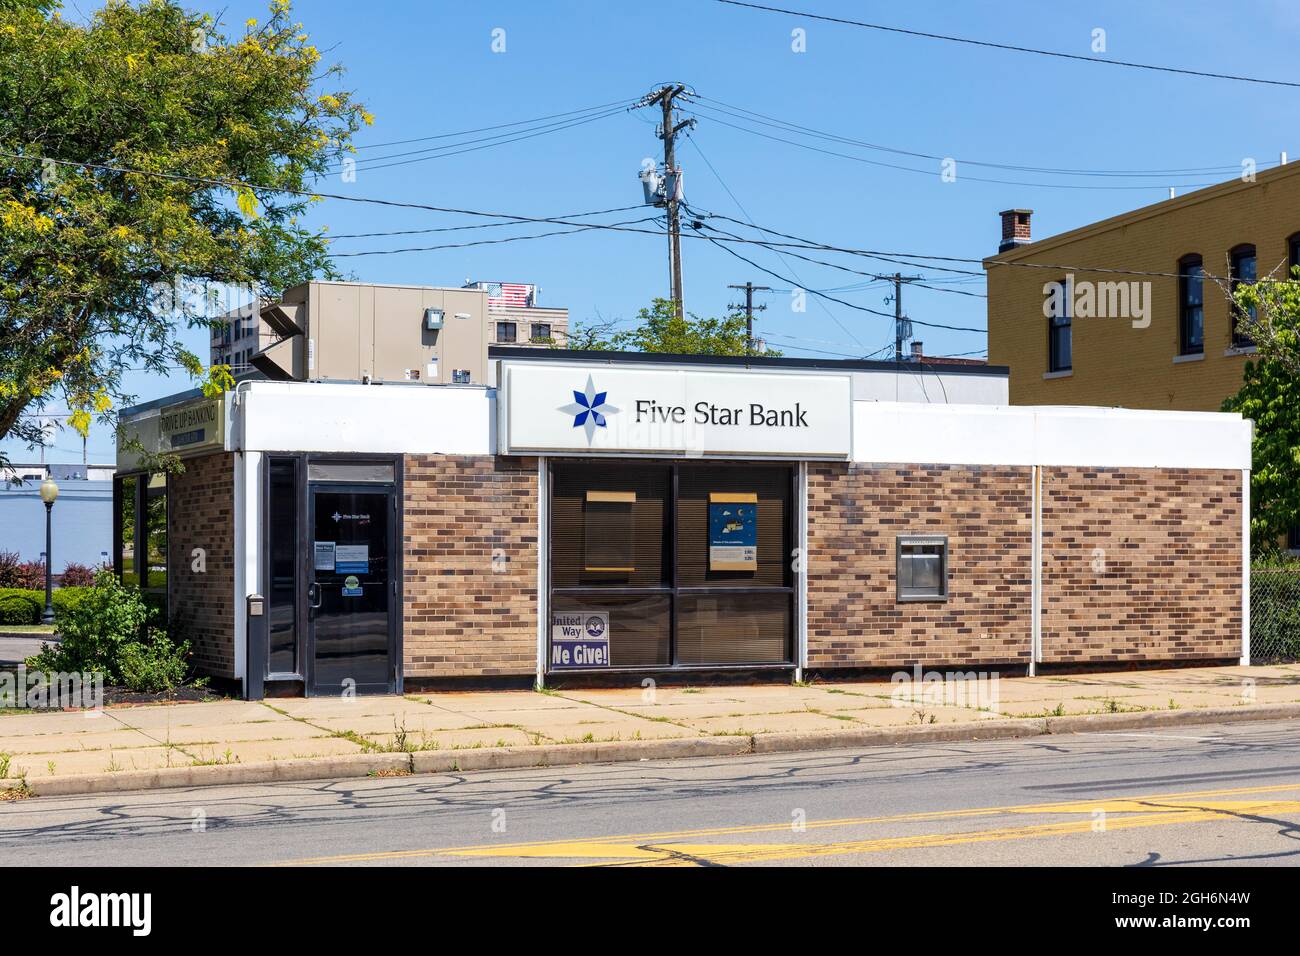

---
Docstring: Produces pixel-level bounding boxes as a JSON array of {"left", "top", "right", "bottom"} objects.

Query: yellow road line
[{"left": 266, "top": 779, "right": 1300, "bottom": 866}]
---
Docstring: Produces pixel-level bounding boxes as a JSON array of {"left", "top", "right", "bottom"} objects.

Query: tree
[
  {"left": 0, "top": 0, "right": 369, "bottom": 461},
  {"left": 1221, "top": 274, "right": 1300, "bottom": 553},
  {"left": 564, "top": 298, "right": 780, "bottom": 356}
]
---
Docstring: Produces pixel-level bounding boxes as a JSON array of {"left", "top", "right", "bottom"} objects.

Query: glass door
[{"left": 308, "top": 485, "right": 394, "bottom": 694}]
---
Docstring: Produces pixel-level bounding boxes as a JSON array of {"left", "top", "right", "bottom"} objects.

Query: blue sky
[{"left": 13, "top": 0, "right": 1300, "bottom": 464}]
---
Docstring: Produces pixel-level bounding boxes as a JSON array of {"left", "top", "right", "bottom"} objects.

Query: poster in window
[
  {"left": 708, "top": 492, "right": 758, "bottom": 571},
  {"left": 550, "top": 610, "right": 610, "bottom": 668}
]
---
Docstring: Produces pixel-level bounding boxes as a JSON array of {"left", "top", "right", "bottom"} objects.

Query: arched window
[
  {"left": 1229, "top": 244, "right": 1257, "bottom": 349},
  {"left": 1177, "top": 255, "right": 1204, "bottom": 356}
]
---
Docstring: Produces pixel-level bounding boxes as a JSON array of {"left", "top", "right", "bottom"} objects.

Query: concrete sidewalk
[{"left": 2, "top": 663, "right": 1299, "bottom": 795}]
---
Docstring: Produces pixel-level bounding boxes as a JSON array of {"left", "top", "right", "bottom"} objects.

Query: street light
[{"left": 38, "top": 478, "right": 59, "bottom": 625}]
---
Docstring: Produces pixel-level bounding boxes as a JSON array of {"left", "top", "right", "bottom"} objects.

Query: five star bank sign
[{"left": 499, "top": 362, "right": 853, "bottom": 459}]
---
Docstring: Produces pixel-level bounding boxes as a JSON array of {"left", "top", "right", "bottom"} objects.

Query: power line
[
  {"left": 327, "top": 107, "right": 630, "bottom": 174},
  {"left": 691, "top": 106, "right": 1227, "bottom": 191},
  {"left": 715, "top": 0, "right": 1300, "bottom": 88},
  {"left": 328, "top": 214, "right": 664, "bottom": 257},
  {"left": 691, "top": 220, "right": 986, "bottom": 333},
  {"left": 684, "top": 131, "right": 869, "bottom": 349},
  {"left": 2, "top": 150, "right": 1246, "bottom": 282},
  {"left": 695, "top": 95, "right": 1263, "bottom": 179},
  {"left": 326, "top": 204, "right": 647, "bottom": 240},
  {"left": 352, "top": 98, "right": 637, "bottom": 151}
]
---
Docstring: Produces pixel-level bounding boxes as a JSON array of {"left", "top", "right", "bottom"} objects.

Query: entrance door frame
[{"left": 252, "top": 452, "right": 405, "bottom": 698}]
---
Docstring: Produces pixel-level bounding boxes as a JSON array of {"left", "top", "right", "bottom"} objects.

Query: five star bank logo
[{"left": 559, "top": 374, "right": 619, "bottom": 443}]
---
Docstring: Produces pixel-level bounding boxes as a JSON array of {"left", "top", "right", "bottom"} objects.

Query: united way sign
[{"left": 498, "top": 362, "right": 852, "bottom": 459}]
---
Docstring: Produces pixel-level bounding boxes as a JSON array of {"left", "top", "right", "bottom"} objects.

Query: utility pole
[
  {"left": 728, "top": 281, "right": 770, "bottom": 354},
  {"left": 639, "top": 85, "right": 695, "bottom": 318},
  {"left": 886, "top": 273, "right": 922, "bottom": 362}
]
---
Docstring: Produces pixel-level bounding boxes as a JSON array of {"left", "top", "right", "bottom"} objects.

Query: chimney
[
  {"left": 998, "top": 209, "right": 1033, "bottom": 253},
  {"left": 910, "top": 341, "right": 924, "bottom": 361}
]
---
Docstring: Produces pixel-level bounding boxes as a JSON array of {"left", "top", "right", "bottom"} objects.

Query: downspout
[
  {"left": 535, "top": 458, "right": 548, "bottom": 690},
  {"left": 1241, "top": 468, "right": 1251, "bottom": 666},
  {"left": 1030, "top": 464, "right": 1042, "bottom": 677}
]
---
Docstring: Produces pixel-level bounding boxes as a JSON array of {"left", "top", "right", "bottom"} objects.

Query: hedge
[
  {"left": 0, "top": 586, "right": 91, "bottom": 622},
  {"left": 0, "top": 593, "right": 40, "bottom": 626}
]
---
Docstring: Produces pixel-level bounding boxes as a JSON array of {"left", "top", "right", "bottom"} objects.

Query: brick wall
[
  {"left": 807, "top": 463, "right": 1034, "bottom": 669},
  {"left": 167, "top": 452, "right": 236, "bottom": 679},
  {"left": 402, "top": 455, "right": 538, "bottom": 678},
  {"left": 987, "top": 163, "right": 1300, "bottom": 412},
  {"left": 1041, "top": 467, "right": 1242, "bottom": 663}
]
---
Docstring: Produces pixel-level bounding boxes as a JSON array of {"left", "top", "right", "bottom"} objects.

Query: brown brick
[
  {"left": 401, "top": 455, "right": 538, "bottom": 678},
  {"left": 806, "top": 463, "right": 1034, "bottom": 669},
  {"left": 167, "top": 452, "right": 235, "bottom": 679}
]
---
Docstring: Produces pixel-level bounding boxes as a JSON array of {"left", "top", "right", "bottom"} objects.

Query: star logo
[{"left": 559, "top": 374, "right": 619, "bottom": 443}]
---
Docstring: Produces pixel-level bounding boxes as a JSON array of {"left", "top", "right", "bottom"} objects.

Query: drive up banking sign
[{"left": 497, "top": 361, "right": 853, "bottom": 460}]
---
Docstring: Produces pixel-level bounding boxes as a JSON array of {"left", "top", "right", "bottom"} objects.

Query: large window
[
  {"left": 144, "top": 474, "right": 167, "bottom": 606},
  {"left": 114, "top": 472, "right": 166, "bottom": 614},
  {"left": 115, "top": 475, "right": 139, "bottom": 587},
  {"left": 1230, "top": 244, "right": 1257, "bottom": 348},
  {"left": 1178, "top": 255, "right": 1204, "bottom": 355},
  {"left": 1047, "top": 278, "right": 1072, "bottom": 372},
  {"left": 267, "top": 458, "right": 299, "bottom": 675},
  {"left": 1289, "top": 233, "right": 1300, "bottom": 278},
  {"left": 530, "top": 323, "right": 552, "bottom": 343},
  {"left": 496, "top": 321, "right": 517, "bottom": 343},
  {"left": 548, "top": 461, "right": 794, "bottom": 670}
]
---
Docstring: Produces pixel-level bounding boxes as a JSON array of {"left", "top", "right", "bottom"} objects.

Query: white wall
[
  {"left": 850, "top": 368, "right": 1008, "bottom": 405},
  {"left": 225, "top": 381, "right": 1251, "bottom": 471},
  {"left": 851, "top": 402, "right": 1252, "bottom": 470},
  {"left": 233, "top": 381, "right": 493, "bottom": 454}
]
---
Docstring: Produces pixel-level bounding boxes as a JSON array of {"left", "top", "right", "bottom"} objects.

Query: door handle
[{"left": 308, "top": 581, "right": 322, "bottom": 610}]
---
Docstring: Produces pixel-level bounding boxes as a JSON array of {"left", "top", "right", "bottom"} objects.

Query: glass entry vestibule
[
  {"left": 548, "top": 460, "right": 796, "bottom": 672},
  {"left": 252, "top": 456, "right": 400, "bottom": 697}
]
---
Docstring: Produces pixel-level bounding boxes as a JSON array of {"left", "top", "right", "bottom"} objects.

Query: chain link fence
[{"left": 1251, "top": 567, "right": 1300, "bottom": 663}]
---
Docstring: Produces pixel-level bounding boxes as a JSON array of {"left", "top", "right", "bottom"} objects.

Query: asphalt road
[{"left": 3, "top": 720, "right": 1299, "bottom": 867}]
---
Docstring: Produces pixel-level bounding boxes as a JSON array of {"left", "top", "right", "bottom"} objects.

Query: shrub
[
  {"left": 0, "top": 550, "right": 21, "bottom": 588},
  {"left": 59, "top": 563, "right": 99, "bottom": 588},
  {"left": 0, "top": 594, "right": 39, "bottom": 626},
  {"left": 11, "top": 560, "right": 45, "bottom": 591},
  {"left": 27, "top": 572, "right": 154, "bottom": 683},
  {"left": 26, "top": 572, "right": 191, "bottom": 691},
  {"left": 118, "top": 633, "right": 192, "bottom": 693}
]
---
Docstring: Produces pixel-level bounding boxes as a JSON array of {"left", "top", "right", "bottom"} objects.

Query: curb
[
  {"left": 410, "top": 735, "right": 752, "bottom": 774},
  {"left": 1044, "top": 702, "right": 1300, "bottom": 734},
  {"left": 751, "top": 718, "right": 1047, "bottom": 754},
  {"left": 25, "top": 752, "right": 411, "bottom": 798},
  {"left": 14, "top": 704, "right": 1300, "bottom": 799}
]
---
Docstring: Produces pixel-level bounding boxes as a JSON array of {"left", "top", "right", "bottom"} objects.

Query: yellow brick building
[{"left": 985, "top": 162, "right": 1300, "bottom": 411}]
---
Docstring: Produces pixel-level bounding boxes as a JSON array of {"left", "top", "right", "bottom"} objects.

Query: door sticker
[
  {"left": 342, "top": 574, "right": 363, "bottom": 597},
  {"left": 335, "top": 544, "right": 369, "bottom": 574},
  {"left": 313, "top": 541, "right": 336, "bottom": 571}
]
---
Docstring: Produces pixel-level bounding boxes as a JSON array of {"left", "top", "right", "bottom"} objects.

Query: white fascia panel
[
  {"left": 236, "top": 382, "right": 493, "bottom": 455},
  {"left": 852, "top": 401, "right": 1252, "bottom": 470}
]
